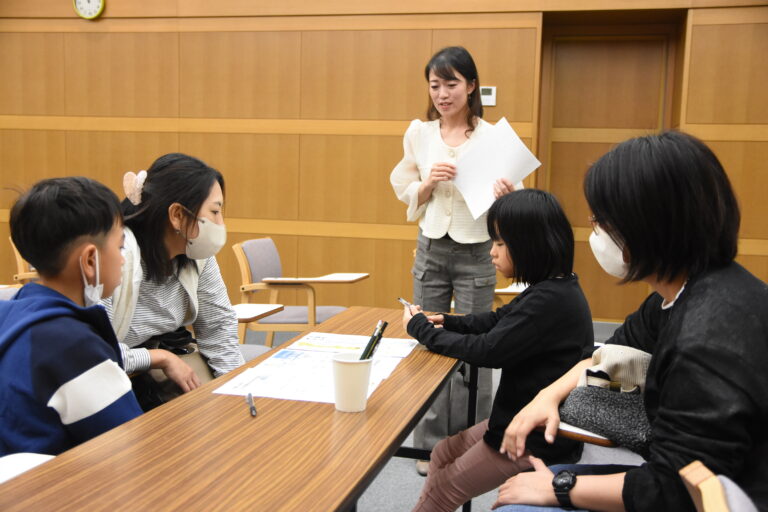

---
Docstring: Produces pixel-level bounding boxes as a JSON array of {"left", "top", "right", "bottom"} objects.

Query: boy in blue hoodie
[{"left": 0, "top": 177, "right": 142, "bottom": 456}]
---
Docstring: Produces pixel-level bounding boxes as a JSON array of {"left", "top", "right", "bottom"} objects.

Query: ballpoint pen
[{"left": 246, "top": 393, "right": 257, "bottom": 417}]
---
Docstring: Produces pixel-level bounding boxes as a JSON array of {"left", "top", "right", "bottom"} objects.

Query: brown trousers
[{"left": 413, "top": 420, "right": 532, "bottom": 512}]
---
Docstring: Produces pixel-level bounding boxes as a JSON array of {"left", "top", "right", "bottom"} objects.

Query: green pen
[{"left": 360, "top": 320, "right": 383, "bottom": 360}]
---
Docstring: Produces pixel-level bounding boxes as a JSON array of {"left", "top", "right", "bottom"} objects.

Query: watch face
[
  {"left": 553, "top": 470, "right": 577, "bottom": 490},
  {"left": 73, "top": 0, "right": 105, "bottom": 19}
]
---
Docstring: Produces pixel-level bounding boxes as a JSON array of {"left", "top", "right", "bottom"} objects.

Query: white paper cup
[{"left": 332, "top": 353, "right": 372, "bottom": 412}]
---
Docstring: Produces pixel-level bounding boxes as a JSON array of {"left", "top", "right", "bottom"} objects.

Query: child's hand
[
  {"left": 426, "top": 314, "right": 444, "bottom": 327},
  {"left": 402, "top": 304, "right": 422, "bottom": 332}
]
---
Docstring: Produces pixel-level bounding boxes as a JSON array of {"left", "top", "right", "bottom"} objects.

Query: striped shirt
[{"left": 109, "top": 257, "right": 244, "bottom": 377}]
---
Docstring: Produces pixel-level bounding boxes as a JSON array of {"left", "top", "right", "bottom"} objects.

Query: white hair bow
[{"left": 123, "top": 170, "right": 147, "bottom": 206}]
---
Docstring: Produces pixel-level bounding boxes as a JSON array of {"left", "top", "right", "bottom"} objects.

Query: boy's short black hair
[
  {"left": 584, "top": 131, "right": 739, "bottom": 283},
  {"left": 487, "top": 189, "right": 574, "bottom": 285},
  {"left": 10, "top": 177, "right": 122, "bottom": 278}
]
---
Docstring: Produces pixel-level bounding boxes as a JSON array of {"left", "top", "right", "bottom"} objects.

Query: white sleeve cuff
[
  {"left": 119, "top": 344, "right": 151, "bottom": 374},
  {"left": 405, "top": 181, "right": 427, "bottom": 221}
]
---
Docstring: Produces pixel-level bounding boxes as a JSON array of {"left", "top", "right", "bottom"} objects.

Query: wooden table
[{"left": 0, "top": 307, "right": 460, "bottom": 511}]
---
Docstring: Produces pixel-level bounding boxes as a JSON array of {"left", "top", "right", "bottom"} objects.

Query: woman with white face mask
[
  {"left": 493, "top": 132, "right": 768, "bottom": 512},
  {"left": 104, "top": 153, "right": 244, "bottom": 409}
]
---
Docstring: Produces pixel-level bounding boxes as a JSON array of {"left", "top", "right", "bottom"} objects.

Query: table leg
[
  {"left": 467, "top": 364, "right": 478, "bottom": 429},
  {"left": 461, "top": 364, "right": 479, "bottom": 512}
]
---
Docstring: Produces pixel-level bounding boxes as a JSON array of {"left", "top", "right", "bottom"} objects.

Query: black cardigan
[
  {"left": 407, "top": 273, "right": 593, "bottom": 464},
  {"left": 604, "top": 263, "right": 768, "bottom": 512}
]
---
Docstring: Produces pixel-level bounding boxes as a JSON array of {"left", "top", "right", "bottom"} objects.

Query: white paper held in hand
[{"left": 453, "top": 117, "right": 541, "bottom": 219}]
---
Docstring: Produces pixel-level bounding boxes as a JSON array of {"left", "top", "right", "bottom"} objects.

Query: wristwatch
[{"left": 552, "top": 469, "right": 577, "bottom": 509}]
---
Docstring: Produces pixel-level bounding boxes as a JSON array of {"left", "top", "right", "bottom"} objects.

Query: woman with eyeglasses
[{"left": 493, "top": 132, "right": 768, "bottom": 512}]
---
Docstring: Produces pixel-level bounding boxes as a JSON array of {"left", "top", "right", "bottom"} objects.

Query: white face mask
[
  {"left": 185, "top": 217, "right": 227, "bottom": 260},
  {"left": 589, "top": 225, "right": 629, "bottom": 279},
  {"left": 79, "top": 249, "right": 104, "bottom": 307}
]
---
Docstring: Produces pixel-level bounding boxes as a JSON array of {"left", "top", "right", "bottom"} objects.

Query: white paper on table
[
  {"left": 453, "top": 117, "right": 541, "bottom": 219},
  {"left": 213, "top": 334, "right": 418, "bottom": 403},
  {"left": 213, "top": 348, "right": 406, "bottom": 403},
  {"left": 290, "top": 332, "right": 417, "bottom": 358}
]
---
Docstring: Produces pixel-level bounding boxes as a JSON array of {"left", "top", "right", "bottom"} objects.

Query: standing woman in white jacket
[{"left": 390, "top": 46, "right": 518, "bottom": 473}]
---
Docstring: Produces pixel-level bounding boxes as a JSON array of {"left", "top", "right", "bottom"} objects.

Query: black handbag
[
  {"left": 130, "top": 327, "right": 199, "bottom": 412},
  {"left": 558, "top": 345, "right": 653, "bottom": 456}
]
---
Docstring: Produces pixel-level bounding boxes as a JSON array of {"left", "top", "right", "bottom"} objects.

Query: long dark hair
[
  {"left": 123, "top": 153, "right": 224, "bottom": 283},
  {"left": 424, "top": 46, "right": 483, "bottom": 135},
  {"left": 487, "top": 189, "right": 574, "bottom": 285},
  {"left": 584, "top": 131, "right": 739, "bottom": 283}
]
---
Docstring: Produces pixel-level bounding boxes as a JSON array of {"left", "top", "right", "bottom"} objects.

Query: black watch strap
[{"left": 552, "top": 470, "right": 577, "bottom": 509}]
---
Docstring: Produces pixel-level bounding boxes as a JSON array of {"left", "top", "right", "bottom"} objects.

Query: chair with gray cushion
[
  {"left": 680, "top": 460, "right": 758, "bottom": 512},
  {"left": 232, "top": 238, "right": 347, "bottom": 347},
  {"left": 593, "top": 321, "right": 621, "bottom": 345},
  {"left": 9, "top": 238, "right": 38, "bottom": 285},
  {"left": 239, "top": 343, "right": 271, "bottom": 362}
]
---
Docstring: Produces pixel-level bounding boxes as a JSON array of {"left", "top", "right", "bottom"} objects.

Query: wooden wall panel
[
  {"left": 179, "top": 133, "right": 300, "bottom": 220},
  {"left": 686, "top": 23, "right": 768, "bottom": 124},
  {"left": 3, "top": 0, "right": 766, "bottom": 18},
  {"left": 574, "top": 242, "right": 651, "bottom": 321},
  {"left": 298, "top": 135, "right": 404, "bottom": 224},
  {"left": 0, "top": 130, "right": 67, "bottom": 208},
  {"left": 0, "top": 223, "right": 14, "bottom": 283},
  {"left": 552, "top": 38, "right": 666, "bottom": 129},
  {"left": 548, "top": 142, "right": 613, "bottom": 228},
  {"left": 0, "top": 33, "right": 66, "bottom": 116},
  {"left": 300, "top": 30, "right": 432, "bottom": 120},
  {"left": 64, "top": 131, "right": 180, "bottom": 195},
  {"left": 432, "top": 28, "right": 538, "bottom": 123},
  {"left": 179, "top": 32, "right": 301, "bottom": 119},
  {"left": 707, "top": 141, "right": 768, "bottom": 240},
  {"left": 542, "top": 29, "right": 675, "bottom": 320},
  {"left": 681, "top": 9, "right": 768, "bottom": 289},
  {"left": 298, "top": 237, "right": 414, "bottom": 308},
  {"left": 64, "top": 33, "right": 179, "bottom": 117},
  {"left": 0, "top": 0, "right": 177, "bottom": 18},
  {"left": 737, "top": 254, "right": 768, "bottom": 284}
]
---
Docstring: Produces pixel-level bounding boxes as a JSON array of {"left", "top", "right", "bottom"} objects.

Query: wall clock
[{"left": 73, "top": 0, "right": 105, "bottom": 20}]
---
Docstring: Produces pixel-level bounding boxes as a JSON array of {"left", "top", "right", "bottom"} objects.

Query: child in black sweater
[{"left": 403, "top": 189, "right": 593, "bottom": 512}]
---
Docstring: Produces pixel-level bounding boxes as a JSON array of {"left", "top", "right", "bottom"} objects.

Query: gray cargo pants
[{"left": 412, "top": 231, "right": 496, "bottom": 451}]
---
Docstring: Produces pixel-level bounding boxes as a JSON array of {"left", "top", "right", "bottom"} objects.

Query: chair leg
[
  {"left": 265, "top": 331, "right": 275, "bottom": 348},
  {"left": 238, "top": 323, "right": 247, "bottom": 344}
]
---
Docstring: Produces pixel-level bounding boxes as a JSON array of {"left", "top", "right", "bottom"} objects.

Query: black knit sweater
[
  {"left": 606, "top": 263, "right": 768, "bottom": 512},
  {"left": 407, "top": 273, "right": 593, "bottom": 464}
]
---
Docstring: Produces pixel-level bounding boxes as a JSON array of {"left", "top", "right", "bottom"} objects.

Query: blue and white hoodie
[{"left": 0, "top": 283, "right": 142, "bottom": 456}]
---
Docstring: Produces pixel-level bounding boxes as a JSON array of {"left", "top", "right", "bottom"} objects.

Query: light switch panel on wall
[{"left": 480, "top": 86, "right": 496, "bottom": 106}]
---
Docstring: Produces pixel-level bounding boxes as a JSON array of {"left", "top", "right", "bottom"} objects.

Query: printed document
[
  {"left": 453, "top": 117, "right": 541, "bottom": 219},
  {"left": 213, "top": 332, "right": 417, "bottom": 403}
]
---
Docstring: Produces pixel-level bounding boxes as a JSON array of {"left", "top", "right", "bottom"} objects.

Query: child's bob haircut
[
  {"left": 487, "top": 189, "right": 574, "bottom": 285},
  {"left": 10, "top": 177, "right": 122, "bottom": 278},
  {"left": 584, "top": 131, "right": 739, "bottom": 283}
]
